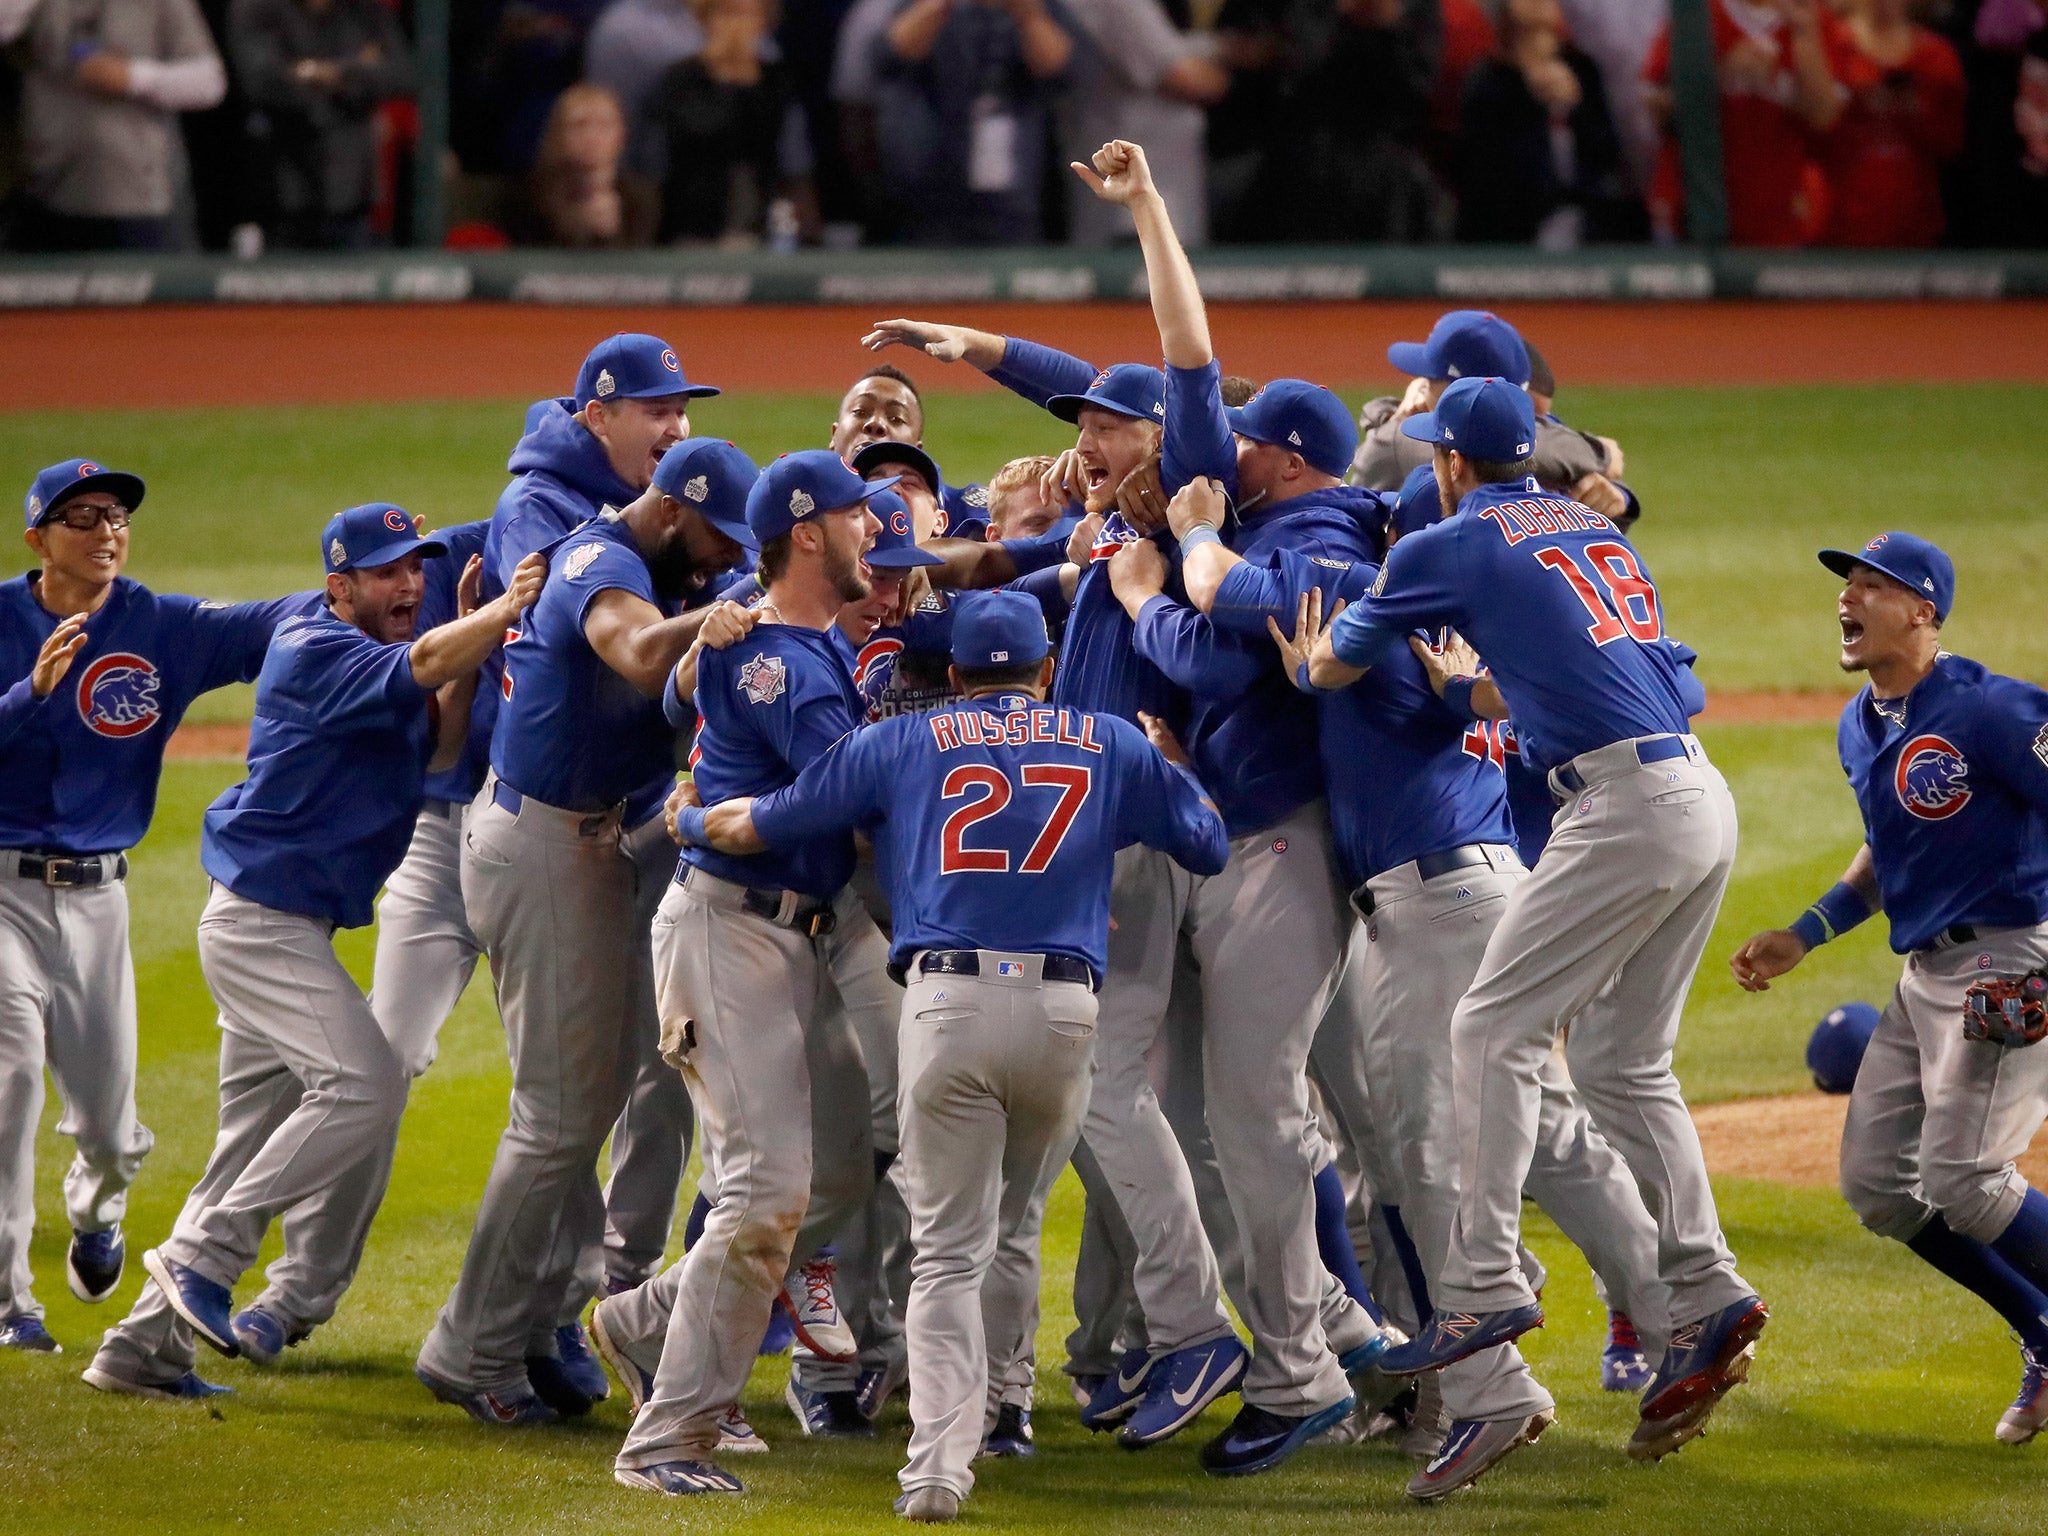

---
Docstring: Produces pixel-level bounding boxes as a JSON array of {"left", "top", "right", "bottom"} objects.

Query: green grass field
[{"left": 0, "top": 384, "right": 2044, "bottom": 1533}]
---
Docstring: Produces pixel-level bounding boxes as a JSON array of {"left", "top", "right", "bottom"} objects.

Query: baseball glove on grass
[{"left": 1963, "top": 970, "right": 2048, "bottom": 1049}]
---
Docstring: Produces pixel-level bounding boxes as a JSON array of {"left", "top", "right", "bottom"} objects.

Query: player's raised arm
[
  {"left": 408, "top": 550, "right": 543, "bottom": 690},
  {"left": 1073, "top": 140, "right": 1211, "bottom": 371},
  {"left": 860, "top": 319, "right": 1008, "bottom": 371}
]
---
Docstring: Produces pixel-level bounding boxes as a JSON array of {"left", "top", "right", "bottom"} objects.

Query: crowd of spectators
[{"left": 0, "top": 0, "right": 2042, "bottom": 253}]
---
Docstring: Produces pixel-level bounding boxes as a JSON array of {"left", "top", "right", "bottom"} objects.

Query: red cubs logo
[
  {"left": 75, "top": 652, "right": 162, "bottom": 738},
  {"left": 383, "top": 508, "right": 410, "bottom": 534},
  {"left": 889, "top": 509, "right": 910, "bottom": 537},
  {"left": 661, "top": 349, "right": 680, "bottom": 373},
  {"left": 1896, "top": 734, "right": 1971, "bottom": 820},
  {"left": 1091, "top": 369, "right": 1112, "bottom": 388},
  {"left": 78, "top": 461, "right": 101, "bottom": 476}
]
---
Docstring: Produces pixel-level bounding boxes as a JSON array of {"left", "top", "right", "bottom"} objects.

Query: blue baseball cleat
[
  {"left": 1, "top": 1314, "right": 59, "bottom": 1353},
  {"left": 1198, "top": 1394, "right": 1357, "bottom": 1477},
  {"left": 614, "top": 1460, "right": 744, "bottom": 1495},
  {"left": 786, "top": 1376, "right": 877, "bottom": 1438},
  {"left": 141, "top": 1250, "right": 238, "bottom": 1357},
  {"left": 1375, "top": 1303, "right": 1544, "bottom": 1377},
  {"left": 525, "top": 1320, "right": 609, "bottom": 1416},
  {"left": 82, "top": 1363, "right": 235, "bottom": 1403},
  {"left": 855, "top": 1357, "right": 908, "bottom": 1421},
  {"left": 414, "top": 1361, "right": 559, "bottom": 1426},
  {"left": 1338, "top": 1320, "right": 1407, "bottom": 1375},
  {"left": 1997, "top": 1345, "right": 2047, "bottom": 1445},
  {"left": 759, "top": 1299, "right": 796, "bottom": 1356},
  {"left": 1406, "top": 1409, "right": 1555, "bottom": 1501},
  {"left": 1118, "top": 1334, "right": 1248, "bottom": 1447},
  {"left": 1601, "top": 1309, "right": 1653, "bottom": 1393},
  {"left": 1079, "top": 1345, "right": 1154, "bottom": 1430},
  {"left": 67, "top": 1225, "right": 125, "bottom": 1303},
  {"left": 1638, "top": 1294, "right": 1768, "bottom": 1425},
  {"left": 980, "top": 1403, "right": 1035, "bottom": 1458},
  {"left": 230, "top": 1305, "right": 299, "bottom": 1366}
]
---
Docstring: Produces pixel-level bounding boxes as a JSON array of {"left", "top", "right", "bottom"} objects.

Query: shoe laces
[
  {"left": 1608, "top": 1311, "right": 1641, "bottom": 1352},
  {"left": 798, "top": 1257, "right": 837, "bottom": 1313}
]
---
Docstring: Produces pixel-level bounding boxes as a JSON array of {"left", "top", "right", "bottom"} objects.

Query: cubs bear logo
[
  {"left": 1895, "top": 734, "right": 1971, "bottom": 820},
  {"left": 76, "top": 652, "right": 162, "bottom": 738}
]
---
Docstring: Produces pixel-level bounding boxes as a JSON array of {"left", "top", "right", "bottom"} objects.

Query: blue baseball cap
[
  {"left": 1400, "top": 376, "right": 1537, "bottom": 464},
  {"left": 850, "top": 438, "right": 941, "bottom": 495},
  {"left": 1388, "top": 310, "right": 1531, "bottom": 386},
  {"left": 1045, "top": 363, "right": 1167, "bottom": 426},
  {"left": 322, "top": 503, "right": 446, "bottom": 574},
  {"left": 951, "top": 589, "right": 1050, "bottom": 671},
  {"left": 25, "top": 458, "right": 146, "bottom": 529},
  {"left": 574, "top": 333, "right": 721, "bottom": 410},
  {"left": 1227, "top": 379, "right": 1359, "bottom": 479},
  {"left": 653, "top": 438, "right": 760, "bottom": 551},
  {"left": 1818, "top": 532, "right": 1955, "bottom": 622},
  {"left": 746, "top": 449, "right": 900, "bottom": 546},
  {"left": 864, "top": 489, "right": 943, "bottom": 569},
  {"left": 1390, "top": 462, "right": 1443, "bottom": 540},
  {"left": 1807, "top": 1002, "right": 1879, "bottom": 1094}
]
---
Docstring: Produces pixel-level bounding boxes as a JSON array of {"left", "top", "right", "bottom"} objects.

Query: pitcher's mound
[{"left": 1695, "top": 1094, "right": 2048, "bottom": 1189}]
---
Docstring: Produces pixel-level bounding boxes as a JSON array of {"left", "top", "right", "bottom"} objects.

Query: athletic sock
[
  {"left": 683, "top": 1190, "right": 711, "bottom": 1251},
  {"left": 1314, "top": 1163, "right": 1380, "bottom": 1320},
  {"left": 1908, "top": 1213, "right": 2048, "bottom": 1351},
  {"left": 1379, "top": 1204, "right": 1434, "bottom": 1329},
  {"left": 1988, "top": 1186, "right": 2048, "bottom": 1304}
]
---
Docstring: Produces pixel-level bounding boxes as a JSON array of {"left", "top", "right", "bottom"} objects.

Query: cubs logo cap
[
  {"left": 1818, "top": 531, "right": 1955, "bottom": 621},
  {"left": 1399, "top": 376, "right": 1538, "bottom": 464},
  {"left": 573, "top": 333, "right": 722, "bottom": 410},
  {"left": 321, "top": 502, "right": 447, "bottom": 574},
  {"left": 746, "top": 449, "right": 901, "bottom": 546},
  {"left": 25, "top": 458, "right": 146, "bottom": 529},
  {"left": 863, "top": 488, "right": 943, "bottom": 569},
  {"left": 1387, "top": 310, "right": 1532, "bottom": 387},
  {"left": 653, "top": 438, "right": 761, "bottom": 551},
  {"left": 1390, "top": 461, "right": 1443, "bottom": 540},
  {"left": 1226, "top": 378, "right": 1359, "bottom": 479},
  {"left": 850, "top": 438, "right": 942, "bottom": 496},
  {"left": 951, "top": 589, "right": 1050, "bottom": 670},
  {"left": 1045, "top": 363, "right": 1167, "bottom": 426},
  {"left": 1807, "top": 1001, "right": 1879, "bottom": 1095}
]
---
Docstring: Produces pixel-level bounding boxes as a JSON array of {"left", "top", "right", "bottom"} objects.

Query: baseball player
[
  {"left": 684, "top": 589, "right": 1231, "bottom": 1522},
  {"left": 826, "top": 361, "right": 989, "bottom": 535},
  {"left": 1730, "top": 532, "right": 2048, "bottom": 1448},
  {"left": 415, "top": 437, "right": 758, "bottom": 1424},
  {"left": 1348, "top": 311, "right": 1633, "bottom": 525},
  {"left": 1069, "top": 139, "right": 1403, "bottom": 1470},
  {"left": 0, "top": 459, "right": 311, "bottom": 1356},
  {"left": 82, "top": 504, "right": 542, "bottom": 1401},
  {"left": 587, "top": 450, "right": 896, "bottom": 1496},
  {"left": 1302, "top": 376, "right": 1763, "bottom": 1466}
]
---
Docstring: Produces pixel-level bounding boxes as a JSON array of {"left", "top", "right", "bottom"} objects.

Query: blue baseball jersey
[
  {"left": 986, "top": 340, "right": 1223, "bottom": 727},
  {"left": 751, "top": 692, "right": 1228, "bottom": 982},
  {"left": 1839, "top": 653, "right": 2048, "bottom": 954},
  {"left": 417, "top": 519, "right": 493, "bottom": 806},
  {"left": 852, "top": 588, "right": 963, "bottom": 722},
  {"left": 201, "top": 612, "right": 435, "bottom": 928},
  {"left": 492, "top": 513, "right": 683, "bottom": 820},
  {"left": 1330, "top": 478, "right": 1695, "bottom": 771},
  {"left": 677, "top": 622, "right": 864, "bottom": 898},
  {"left": 0, "top": 575, "right": 314, "bottom": 854}
]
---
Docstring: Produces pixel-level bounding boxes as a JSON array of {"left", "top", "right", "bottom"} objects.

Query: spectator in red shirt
[
  {"left": 1818, "top": 0, "right": 1965, "bottom": 245},
  {"left": 1644, "top": 0, "right": 1850, "bottom": 245}
]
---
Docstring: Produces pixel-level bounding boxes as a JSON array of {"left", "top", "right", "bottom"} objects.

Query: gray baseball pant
[
  {"left": 418, "top": 779, "right": 655, "bottom": 1393},
  {"left": 0, "top": 858, "right": 151, "bottom": 1323},
  {"left": 895, "top": 954, "right": 1096, "bottom": 1501},
  {"left": 90, "top": 884, "right": 405, "bottom": 1381},
  {"left": 1437, "top": 737, "right": 1753, "bottom": 1328},
  {"left": 610, "top": 870, "right": 876, "bottom": 1470},
  {"left": 1840, "top": 922, "right": 2048, "bottom": 1245}
]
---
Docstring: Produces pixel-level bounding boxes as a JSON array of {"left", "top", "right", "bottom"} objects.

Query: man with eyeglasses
[{"left": 0, "top": 458, "right": 315, "bottom": 1357}]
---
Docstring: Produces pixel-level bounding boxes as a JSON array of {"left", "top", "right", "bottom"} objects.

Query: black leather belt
[
  {"left": 1415, "top": 844, "right": 1494, "bottom": 881},
  {"left": 1918, "top": 923, "right": 1980, "bottom": 953},
  {"left": 1551, "top": 734, "right": 1690, "bottom": 797},
  {"left": 741, "top": 887, "right": 837, "bottom": 937},
  {"left": 906, "top": 949, "right": 1095, "bottom": 990},
  {"left": 492, "top": 780, "right": 619, "bottom": 836},
  {"left": 11, "top": 852, "right": 127, "bottom": 887}
]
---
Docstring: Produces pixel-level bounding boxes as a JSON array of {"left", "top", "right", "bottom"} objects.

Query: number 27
[
  {"left": 1533, "top": 541, "right": 1661, "bottom": 645},
  {"left": 940, "top": 763, "right": 1092, "bottom": 874}
]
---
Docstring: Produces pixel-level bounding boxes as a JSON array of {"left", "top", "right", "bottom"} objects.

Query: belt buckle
[
  {"left": 806, "top": 908, "right": 836, "bottom": 939},
  {"left": 42, "top": 859, "right": 69, "bottom": 887}
]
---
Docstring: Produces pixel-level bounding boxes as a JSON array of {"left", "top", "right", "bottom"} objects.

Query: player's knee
[
  {"left": 1922, "top": 1159, "right": 2021, "bottom": 1243},
  {"left": 1838, "top": 1149, "right": 1923, "bottom": 1239}
]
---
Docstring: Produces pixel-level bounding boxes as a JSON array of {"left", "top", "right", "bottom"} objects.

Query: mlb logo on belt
[{"left": 996, "top": 961, "right": 1025, "bottom": 978}]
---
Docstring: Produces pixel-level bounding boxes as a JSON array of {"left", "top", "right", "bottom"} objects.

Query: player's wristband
[
  {"left": 1441, "top": 675, "right": 1481, "bottom": 722},
  {"left": 1294, "top": 659, "right": 1320, "bottom": 694},
  {"left": 1179, "top": 524, "right": 1222, "bottom": 557},
  {"left": 1789, "top": 882, "right": 1872, "bottom": 951},
  {"left": 675, "top": 805, "right": 709, "bottom": 847}
]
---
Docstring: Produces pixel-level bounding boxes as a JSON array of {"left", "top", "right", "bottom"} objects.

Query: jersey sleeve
[
  {"left": 1161, "top": 360, "right": 1235, "bottom": 498},
  {"left": 732, "top": 644, "right": 860, "bottom": 773},
  {"left": 751, "top": 721, "right": 892, "bottom": 847},
  {"left": 1209, "top": 551, "right": 1377, "bottom": 637},
  {"left": 1975, "top": 675, "right": 2048, "bottom": 815},
  {"left": 1331, "top": 519, "right": 1467, "bottom": 667},
  {"left": 185, "top": 592, "right": 320, "bottom": 693},
  {"left": 566, "top": 537, "right": 658, "bottom": 629},
  {"left": 0, "top": 674, "right": 51, "bottom": 749},
  {"left": 1132, "top": 594, "right": 1265, "bottom": 699},
  {"left": 1105, "top": 716, "right": 1229, "bottom": 875},
  {"left": 1008, "top": 563, "right": 1074, "bottom": 633},
  {"left": 999, "top": 525, "right": 1073, "bottom": 577},
  {"left": 278, "top": 622, "right": 427, "bottom": 730},
  {"left": 985, "top": 337, "right": 1100, "bottom": 413}
]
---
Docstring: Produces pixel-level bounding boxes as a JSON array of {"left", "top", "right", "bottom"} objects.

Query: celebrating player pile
[{"left": 6, "top": 136, "right": 2044, "bottom": 1521}]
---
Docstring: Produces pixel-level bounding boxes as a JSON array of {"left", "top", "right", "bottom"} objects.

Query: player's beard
[
  {"left": 824, "top": 538, "right": 872, "bottom": 605},
  {"left": 646, "top": 529, "right": 702, "bottom": 599}
]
